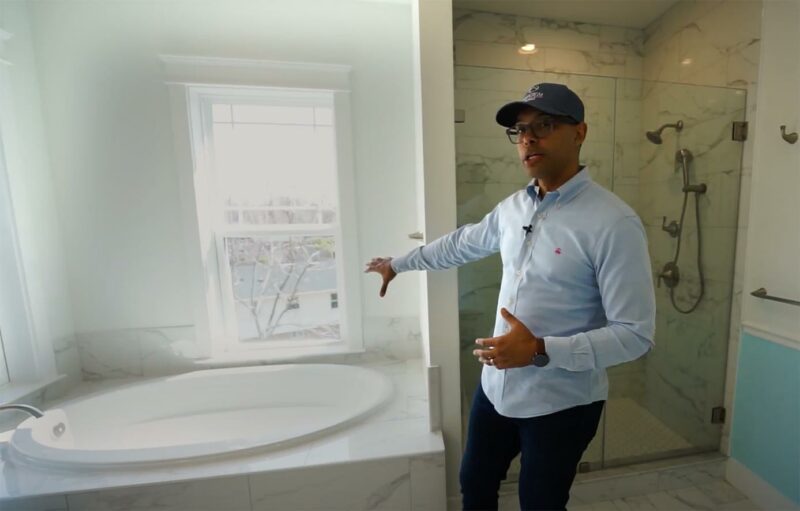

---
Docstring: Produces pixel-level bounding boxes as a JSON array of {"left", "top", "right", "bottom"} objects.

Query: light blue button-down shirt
[{"left": 391, "top": 167, "right": 656, "bottom": 418}]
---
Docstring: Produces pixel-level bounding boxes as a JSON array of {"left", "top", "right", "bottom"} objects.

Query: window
[
  {"left": 166, "top": 57, "right": 363, "bottom": 357},
  {"left": 167, "top": 59, "right": 363, "bottom": 357},
  {"left": 193, "top": 90, "right": 345, "bottom": 349}
]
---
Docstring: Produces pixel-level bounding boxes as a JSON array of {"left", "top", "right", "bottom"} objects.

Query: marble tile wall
[
  {"left": 50, "top": 336, "right": 81, "bottom": 397},
  {"left": 642, "top": 1, "right": 761, "bottom": 89},
  {"left": 453, "top": 9, "right": 645, "bottom": 78}
]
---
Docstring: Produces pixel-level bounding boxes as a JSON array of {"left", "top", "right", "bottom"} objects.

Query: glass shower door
[{"left": 601, "top": 79, "right": 747, "bottom": 467}]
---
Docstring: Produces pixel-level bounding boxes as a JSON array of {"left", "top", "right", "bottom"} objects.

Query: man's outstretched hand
[
  {"left": 473, "top": 308, "right": 544, "bottom": 369},
  {"left": 364, "top": 257, "right": 397, "bottom": 298}
]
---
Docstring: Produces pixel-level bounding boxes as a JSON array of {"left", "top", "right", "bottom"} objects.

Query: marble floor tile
[{"left": 498, "top": 459, "right": 760, "bottom": 511}]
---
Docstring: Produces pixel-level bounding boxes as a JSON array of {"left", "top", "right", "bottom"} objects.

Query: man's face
[{"left": 513, "top": 108, "right": 587, "bottom": 180}]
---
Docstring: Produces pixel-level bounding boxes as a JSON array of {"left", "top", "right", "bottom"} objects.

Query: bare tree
[{"left": 229, "top": 235, "right": 334, "bottom": 340}]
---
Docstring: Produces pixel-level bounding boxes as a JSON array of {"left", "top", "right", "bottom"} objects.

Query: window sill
[
  {"left": 0, "top": 374, "right": 66, "bottom": 405},
  {"left": 192, "top": 343, "right": 365, "bottom": 368}
]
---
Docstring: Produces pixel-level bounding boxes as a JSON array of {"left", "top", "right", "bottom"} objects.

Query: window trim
[{"left": 164, "top": 56, "right": 363, "bottom": 359}]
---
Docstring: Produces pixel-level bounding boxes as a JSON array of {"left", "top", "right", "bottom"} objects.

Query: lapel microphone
[{"left": 522, "top": 224, "right": 533, "bottom": 236}]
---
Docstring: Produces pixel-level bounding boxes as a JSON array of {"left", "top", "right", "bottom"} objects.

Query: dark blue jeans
[{"left": 460, "top": 385, "right": 605, "bottom": 511}]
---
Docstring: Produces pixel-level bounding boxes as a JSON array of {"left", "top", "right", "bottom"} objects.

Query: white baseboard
[{"left": 726, "top": 458, "right": 799, "bottom": 511}]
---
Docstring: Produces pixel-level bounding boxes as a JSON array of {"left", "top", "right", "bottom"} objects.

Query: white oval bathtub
[{"left": 8, "top": 364, "right": 392, "bottom": 468}]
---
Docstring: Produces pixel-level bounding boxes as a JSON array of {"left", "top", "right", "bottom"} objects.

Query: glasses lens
[
  {"left": 506, "top": 127, "right": 521, "bottom": 144},
  {"left": 532, "top": 120, "right": 556, "bottom": 138}
]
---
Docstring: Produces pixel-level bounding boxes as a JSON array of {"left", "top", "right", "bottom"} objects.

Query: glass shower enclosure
[{"left": 455, "top": 65, "right": 746, "bottom": 471}]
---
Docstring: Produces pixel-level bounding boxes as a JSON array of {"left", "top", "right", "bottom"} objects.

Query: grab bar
[{"left": 750, "top": 287, "right": 800, "bottom": 307}]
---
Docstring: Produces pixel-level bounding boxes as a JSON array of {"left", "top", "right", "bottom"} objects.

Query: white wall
[
  {"left": 741, "top": 0, "right": 800, "bottom": 343},
  {"left": 26, "top": 1, "right": 422, "bottom": 355},
  {"left": 726, "top": 4, "right": 800, "bottom": 506}
]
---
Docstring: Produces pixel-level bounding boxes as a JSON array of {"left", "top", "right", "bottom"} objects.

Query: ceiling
[{"left": 452, "top": 0, "right": 680, "bottom": 29}]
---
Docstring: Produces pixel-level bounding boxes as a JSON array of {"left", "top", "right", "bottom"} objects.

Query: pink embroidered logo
[{"left": 554, "top": 247, "right": 562, "bottom": 255}]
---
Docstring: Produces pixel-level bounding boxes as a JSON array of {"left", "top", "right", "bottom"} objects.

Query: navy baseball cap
[{"left": 495, "top": 83, "right": 585, "bottom": 127}]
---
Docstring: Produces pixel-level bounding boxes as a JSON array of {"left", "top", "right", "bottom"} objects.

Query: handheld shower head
[{"left": 646, "top": 120, "right": 684, "bottom": 144}]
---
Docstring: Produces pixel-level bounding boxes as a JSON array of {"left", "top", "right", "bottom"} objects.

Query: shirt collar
[{"left": 526, "top": 165, "right": 591, "bottom": 202}]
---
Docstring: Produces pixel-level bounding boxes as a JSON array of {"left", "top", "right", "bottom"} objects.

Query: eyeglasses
[{"left": 505, "top": 117, "right": 574, "bottom": 144}]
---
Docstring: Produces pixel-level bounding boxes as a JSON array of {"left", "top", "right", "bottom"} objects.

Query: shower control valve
[
  {"left": 657, "top": 262, "right": 680, "bottom": 289},
  {"left": 661, "top": 216, "right": 680, "bottom": 238}
]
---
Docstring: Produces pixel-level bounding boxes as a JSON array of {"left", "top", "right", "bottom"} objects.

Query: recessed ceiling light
[
  {"left": 518, "top": 43, "right": 537, "bottom": 55},
  {"left": 681, "top": 58, "right": 693, "bottom": 66}
]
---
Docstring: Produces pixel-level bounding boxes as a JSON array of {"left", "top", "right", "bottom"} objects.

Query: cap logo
[{"left": 524, "top": 85, "right": 544, "bottom": 101}]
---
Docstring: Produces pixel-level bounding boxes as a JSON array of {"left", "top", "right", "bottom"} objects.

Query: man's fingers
[
  {"left": 473, "top": 348, "right": 495, "bottom": 359},
  {"left": 380, "top": 280, "right": 388, "bottom": 297},
  {"left": 475, "top": 337, "right": 499, "bottom": 347}
]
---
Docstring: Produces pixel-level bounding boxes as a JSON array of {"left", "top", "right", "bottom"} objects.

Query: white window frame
[{"left": 163, "top": 56, "right": 363, "bottom": 359}]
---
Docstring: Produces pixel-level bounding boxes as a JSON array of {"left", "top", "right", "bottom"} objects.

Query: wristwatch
[{"left": 531, "top": 338, "right": 550, "bottom": 367}]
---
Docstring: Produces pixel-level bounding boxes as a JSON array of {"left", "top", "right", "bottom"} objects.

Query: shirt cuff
[
  {"left": 390, "top": 254, "right": 410, "bottom": 273},
  {"left": 544, "top": 334, "right": 593, "bottom": 372}
]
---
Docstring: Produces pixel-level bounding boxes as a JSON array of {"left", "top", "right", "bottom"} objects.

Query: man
[{"left": 365, "top": 83, "right": 656, "bottom": 510}]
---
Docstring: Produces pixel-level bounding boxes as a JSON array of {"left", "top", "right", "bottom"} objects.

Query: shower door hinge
[
  {"left": 732, "top": 121, "right": 748, "bottom": 141},
  {"left": 455, "top": 109, "right": 466, "bottom": 124},
  {"left": 711, "top": 406, "right": 726, "bottom": 424}
]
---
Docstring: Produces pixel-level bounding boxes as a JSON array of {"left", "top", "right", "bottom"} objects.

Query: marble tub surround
[
  {"left": 0, "top": 357, "right": 443, "bottom": 509},
  {"left": 70, "top": 315, "right": 422, "bottom": 382},
  {"left": 3, "top": 447, "right": 445, "bottom": 511}
]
